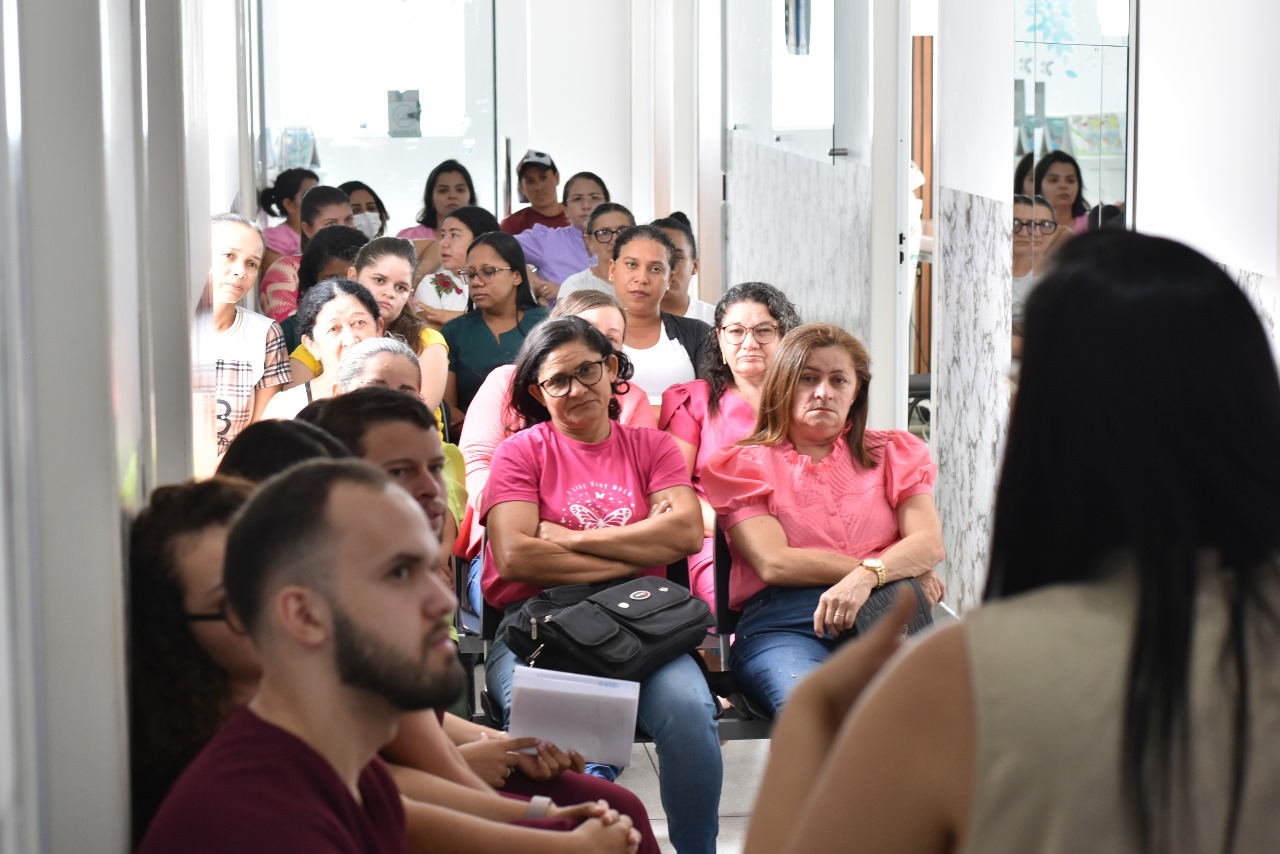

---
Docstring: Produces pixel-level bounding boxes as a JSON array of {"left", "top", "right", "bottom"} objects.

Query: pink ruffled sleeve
[
  {"left": 619, "top": 382, "right": 657, "bottom": 429},
  {"left": 658, "top": 380, "right": 710, "bottom": 447},
  {"left": 701, "top": 444, "right": 776, "bottom": 529},
  {"left": 876, "top": 429, "right": 937, "bottom": 506}
]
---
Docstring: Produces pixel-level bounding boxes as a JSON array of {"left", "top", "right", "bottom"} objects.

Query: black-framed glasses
[
  {"left": 590, "top": 227, "right": 627, "bottom": 244},
  {"left": 456, "top": 265, "right": 515, "bottom": 285},
  {"left": 1012, "top": 218, "right": 1057, "bottom": 235},
  {"left": 719, "top": 323, "right": 780, "bottom": 345},
  {"left": 537, "top": 358, "right": 609, "bottom": 397},
  {"left": 183, "top": 600, "right": 246, "bottom": 636}
]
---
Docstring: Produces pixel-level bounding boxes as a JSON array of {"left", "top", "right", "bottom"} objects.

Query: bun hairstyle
[
  {"left": 258, "top": 168, "right": 319, "bottom": 218},
  {"left": 650, "top": 212, "right": 697, "bottom": 260}
]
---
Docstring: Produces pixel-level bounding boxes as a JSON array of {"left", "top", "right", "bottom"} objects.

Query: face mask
[{"left": 353, "top": 211, "right": 382, "bottom": 239}]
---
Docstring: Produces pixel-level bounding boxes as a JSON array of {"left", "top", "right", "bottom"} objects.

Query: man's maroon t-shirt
[
  {"left": 500, "top": 206, "right": 568, "bottom": 236},
  {"left": 138, "top": 707, "right": 407, "bottom": 854}
]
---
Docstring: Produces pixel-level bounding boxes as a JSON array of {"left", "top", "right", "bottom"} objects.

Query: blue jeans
[
  {"left": 466, "top": 554, "right": 484, "bottom": 617},
  {"left": 487, "top": 616, "right": 722, "bottom": 854},
  {"left": 730, "top": 585, "right": 855, "bottom": 718}
]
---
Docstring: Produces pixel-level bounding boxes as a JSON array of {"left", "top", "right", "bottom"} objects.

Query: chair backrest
[{"left": 713, "top": 523, "right": 740, "bottom": 635}]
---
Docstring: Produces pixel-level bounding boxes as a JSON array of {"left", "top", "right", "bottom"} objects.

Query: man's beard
[{"left": 331, "top": 604, "right": 465, "bottom": 711}]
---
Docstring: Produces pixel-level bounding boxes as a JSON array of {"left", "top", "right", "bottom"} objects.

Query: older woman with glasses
[
  {"left": 659, "top": 282, "right": 801, "bottom": 607},
  {"left": 558, "top": 204, "right": 636, "bottom": 300},
  {"left": 701, "top": 323, "right": 946, "bottom": 718},
  {"left": 441, "top": 232, "right": 548, "bottom": 433}
]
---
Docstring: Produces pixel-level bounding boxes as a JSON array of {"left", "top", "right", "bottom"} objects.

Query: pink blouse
[
  {"left": 396, "top": 224, "right": 436, "bottom": 241},
  {"left": 659, "top": 380, "right": 759, "bottom": 497},
  {"left": 702, "top": 429, "right": 936, "bottom": 610},
  {"left": 458, "top": 363, "right": 657, "bottom": 555}
]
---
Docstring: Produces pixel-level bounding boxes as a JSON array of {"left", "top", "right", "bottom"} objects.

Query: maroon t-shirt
[
  {"left": 500, "top": 206, "right": 568, "bottom": 235},
  {"left": 138, "top": 707, "right": 407, "bottom": 854}
]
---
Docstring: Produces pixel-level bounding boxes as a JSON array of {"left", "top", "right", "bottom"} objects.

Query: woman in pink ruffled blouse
[{"left": 701, "top": 322, "right": 946, "bottom": 716}]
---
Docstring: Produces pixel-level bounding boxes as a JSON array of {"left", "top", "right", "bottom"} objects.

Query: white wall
[
  {"left": 1134, "top": 0, "right": 1279, "bottom": 278},
  {"left": 938, "top": 0, "right": 1012, "bottom": 200},
  {"left": 495, "top": 0, "right": 634, "bottom": 217}
]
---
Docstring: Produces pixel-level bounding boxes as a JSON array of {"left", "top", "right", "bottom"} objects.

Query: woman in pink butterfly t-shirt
[{"left": 478, "top": 316, "right": 723, "bottom": 854}]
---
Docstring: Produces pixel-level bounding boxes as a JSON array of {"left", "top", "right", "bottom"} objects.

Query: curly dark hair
[
  {"left": 128, "top": 477, "right": 255, "bottom": 843},
  {"left": 509, "top": 317, "right": 634, "bottom": 429},
  {"left": 701, "top": 282, "right": 802, "bottom": 417}
]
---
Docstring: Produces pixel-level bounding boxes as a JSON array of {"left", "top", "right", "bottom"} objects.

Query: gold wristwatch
[{"left": 861, "top": 558, "right": 886, "bottom": 588}]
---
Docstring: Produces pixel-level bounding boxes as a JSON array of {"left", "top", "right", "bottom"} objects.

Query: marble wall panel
[
  {"left": 933, "top": 187, "right": 1012, "bottom": 613},
  {"left": 724, "top": 137, "right": 872, "bottom": 341}
]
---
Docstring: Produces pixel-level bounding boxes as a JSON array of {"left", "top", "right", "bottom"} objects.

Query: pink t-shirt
[
  {"left": 459, "top": 364, "right": 656, "bottom": 556},
  {"left": 396, "top": 224, "right": 436, "bottom": 241},
  {"left": 263, "top": 222, "right": 301, "bottom": 256},
  {"left": 479, "top": 421, "right": 690, "bottom": 610},
  {"left": 258, "top": 254, "right": 301, "bottom": 323},
  {"left": 702, "top": 429, "right": 936, "bottom": 611}
]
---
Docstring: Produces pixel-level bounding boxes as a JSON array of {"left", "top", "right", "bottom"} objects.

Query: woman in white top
[
  {"left": 261, "top": 278, "right": 383, "bottom": 420},
  {"left": 412, "top": 205, "right": 502, "bottom": 330},
  {"left": 652, "top": 212, "right": 716, "bottom": 324},
  {"left": 557, "top": 203, "right": 636, "bottom": 300},
  {"left": 609, "top": 225, "right": 712, "bottom": 411},
  {"left": 745, "top": 231, "right": 1280, "bottom": 854}
]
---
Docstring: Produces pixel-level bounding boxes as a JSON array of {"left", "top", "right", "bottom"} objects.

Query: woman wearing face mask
[
  {"left": 413, "top": 205, "right": 502, "bottom": 330},
  {"left": 340, "top": 180, "right": 390, "bottom": 240},
  {"left": 659, "top": 282, "right": 801, "bottom": 606},
  {"left": 440, "top": 232, "right": 548, "bottom": 433},
  {"left": 517, "top": 172, "right": 610, "bottom": 303},
  {"left": 610, "top": 225, "right": 712, "bottom": 410},
  {"left": 259, "top": 167, "right": 319, "bottom": 261},
  {"left": 652, "top": 212, "right": 715, "bottom": 324},
  {"left": 558, "top": 204, "right": 636, "bottom": 300},
  {"left": 262, "top": 278, "right": 384, "bottom": 419},
  {"left": 257, "top": 185, "right": 355, "bottom": 323}
]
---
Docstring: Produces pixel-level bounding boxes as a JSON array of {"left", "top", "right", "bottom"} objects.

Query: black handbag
[{"left": 506, "top": 576, "right": 714, "bottom": 683}]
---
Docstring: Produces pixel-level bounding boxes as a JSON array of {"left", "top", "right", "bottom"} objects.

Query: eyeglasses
[
  {"left": 456, "top": 265, "right": 516, "bottom": 285},
  {"left": 1012, "top": 218, "right": 1057, "bottom": 235},
  {"left": 590, "top": 227, "right": 627, "bottom": 244},
  {"left": 537, "top": 357, "right": 609, "bottom": 397},
  {"left": 719, "top": 323, "right": 780, "bottom": 345},
  {"left": 568, "top": 193, "right": 606, "bottom": 206},
  {"left": 183, "top": 600, "right": 246, "bottom": 636}
]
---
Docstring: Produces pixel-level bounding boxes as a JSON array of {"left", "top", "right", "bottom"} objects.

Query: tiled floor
[{"left": 618, "top": 738, "right": 769, "bottom": 854}]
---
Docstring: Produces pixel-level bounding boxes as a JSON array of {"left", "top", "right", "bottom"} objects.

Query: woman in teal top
[{"left": 441, "top": 231, "right": 547, "bottom": 434}]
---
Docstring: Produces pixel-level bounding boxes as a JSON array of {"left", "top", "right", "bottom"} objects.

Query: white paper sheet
[{"left": 507, "top": 667, "right": 641, "bottom": 768}]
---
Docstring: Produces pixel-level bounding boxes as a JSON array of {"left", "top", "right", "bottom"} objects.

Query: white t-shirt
[
  {"left": 213, "top": 307, "right": 290, "bottom": 453},
  {"left": 624, "top": 325, "right": 696, "bottom": 406},
  {"left": 683, "top": 297, "right": 717, "bottom": 325},
  {"left": 1013, "top": 272, "right": 1040, "bottom": 321},
  {"left": 415, "top": 267, "right": 470, "bottom": 313},
  {"left": 558, "top": 268, "right": 613, "bottom": 299}
]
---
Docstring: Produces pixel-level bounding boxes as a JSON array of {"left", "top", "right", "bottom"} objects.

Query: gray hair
[
  {"left": 211, "top": 211, "right": 263, "bottom": 237},
  {"left": 337, "top": 336, "right": 420, "bottom": 392}
]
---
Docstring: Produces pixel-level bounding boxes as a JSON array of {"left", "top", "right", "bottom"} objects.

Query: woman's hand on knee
[
  {"left": 813, "top": 572, "right": 874, "bottom": 637},
  {"left": 568, "top": 811, "right": 639, "bottom": 854}
]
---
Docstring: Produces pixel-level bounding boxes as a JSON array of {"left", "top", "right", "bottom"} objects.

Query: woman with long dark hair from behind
[{"left": 744, "top": 230, "right": 1280, "bottom": 853}]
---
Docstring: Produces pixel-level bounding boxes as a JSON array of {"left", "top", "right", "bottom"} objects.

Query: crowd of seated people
[{"left": 163, "top": 153, "right": 1280, "bottom": 853}]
